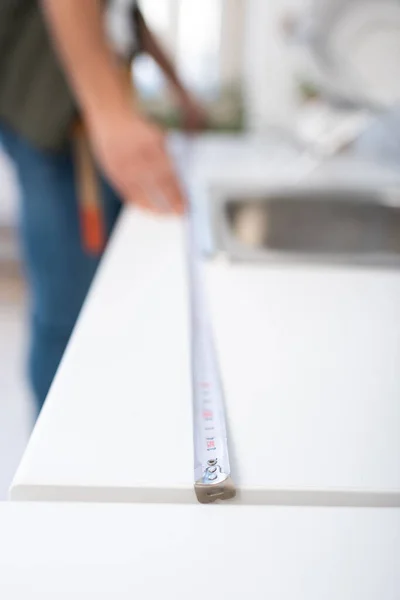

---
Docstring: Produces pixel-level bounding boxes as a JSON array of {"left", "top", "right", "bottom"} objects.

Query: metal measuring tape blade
[{"left": 186, "top": 199, "right": 236, "bottom": 504}]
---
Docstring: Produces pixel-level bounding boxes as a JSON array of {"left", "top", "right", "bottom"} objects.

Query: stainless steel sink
[{"left": 211, "top": 187, "right": 400, "bottom": 266}]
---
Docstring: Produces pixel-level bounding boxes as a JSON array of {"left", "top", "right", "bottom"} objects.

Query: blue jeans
[{"left": 0, "top": 123, "right": 121, "bottom": 415}]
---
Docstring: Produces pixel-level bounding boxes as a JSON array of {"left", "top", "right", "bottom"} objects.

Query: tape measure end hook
[{"left": 195, "top": 477, "right": 236, "bottom": 504}]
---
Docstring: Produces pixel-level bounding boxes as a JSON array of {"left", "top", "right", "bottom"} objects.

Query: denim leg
[{"left": 0, "top": 124, "right": 121, "bottom": 414}]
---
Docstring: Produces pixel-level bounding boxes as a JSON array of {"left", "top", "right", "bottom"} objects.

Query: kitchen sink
[{"left": 212, "top": 187, "right": 400, "bottom": 266}]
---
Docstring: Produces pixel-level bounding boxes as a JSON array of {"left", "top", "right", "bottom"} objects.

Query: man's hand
[{"left": 88, "top": 107, "right": 185, "bottom": 214}]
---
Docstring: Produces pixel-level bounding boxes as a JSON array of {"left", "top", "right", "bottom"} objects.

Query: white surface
[
  {"left": 0, "top": 278, "right": 31, "bottom": 500},
  {"left": 243, "top": 0, "right": 301, "bottom": 130},
  {"left": 1, "top": 502, "right": 400, "bottom": 599},
  {"left": 10, "top": 200, "right": 400, "bottom": 504},
  {"left": 206, "top": 259, "right": 400, "bottom": 503},
  {"left": 12, "top": 210, "right": 194, "bottom": 503},
  {"left": 10, "top": 135, "right": 400, "bottom": 504}
]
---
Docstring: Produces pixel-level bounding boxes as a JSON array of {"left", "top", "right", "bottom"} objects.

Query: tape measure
[{"left": 181, "top": 139, "right": 236, "bottom": 504}]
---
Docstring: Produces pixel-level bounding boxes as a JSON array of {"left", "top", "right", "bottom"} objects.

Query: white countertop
[
  {"left": 10, "top": 134, "right": 400, "bottom": 505},
  {"left": 10, "top": 203, "right": 400, "bottom": 504},
  {"left": 1, "top": 502, "right": 400, "bottom": 599},
  {"left": 12, "top": 212, "right": 194, "bottom": 503},
  {"left": 206, "top": 258, "right": 400, "bottom": 503}
]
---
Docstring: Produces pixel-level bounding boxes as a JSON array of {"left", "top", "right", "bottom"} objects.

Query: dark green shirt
[
  {"left": 0, "top": 1, "right": 76, "bottom": 150},
  {"left": 0, "top": 1, "right": 141, "bottom": 151}
]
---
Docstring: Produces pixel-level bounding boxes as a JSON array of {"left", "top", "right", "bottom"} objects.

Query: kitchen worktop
[
  {"left": 1, "top": 502, "right": 400, "bottom": 599},
  {"left": 10, "top": 134, "right": 400, "bottom": 505},
  {"left": 11, "top": 213, "right": 400, "bottom": 504}
]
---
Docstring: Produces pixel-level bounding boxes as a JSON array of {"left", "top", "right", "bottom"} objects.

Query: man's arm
[
  {"left": 135, "top": 8, "right": 207, "bottom": 131},
  {"left": 40, "top": 0, "right": 184, "bottom": 213}
]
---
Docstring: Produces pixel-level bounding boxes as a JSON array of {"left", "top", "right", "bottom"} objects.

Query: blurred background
[{"left": 2, "top": 0, "right": 400, "bottom": 498}]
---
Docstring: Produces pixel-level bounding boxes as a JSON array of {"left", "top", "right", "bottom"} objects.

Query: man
[{"left": 0, "top": 0, "right": 205, "bottom": 415}]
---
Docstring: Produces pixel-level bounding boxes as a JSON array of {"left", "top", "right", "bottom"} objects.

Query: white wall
[
  {"left": 243, "top": 0, "right": 304, "bottom": 131},
  {"left": 219, "top": 0, "right": 245, "bottom": 87}
]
